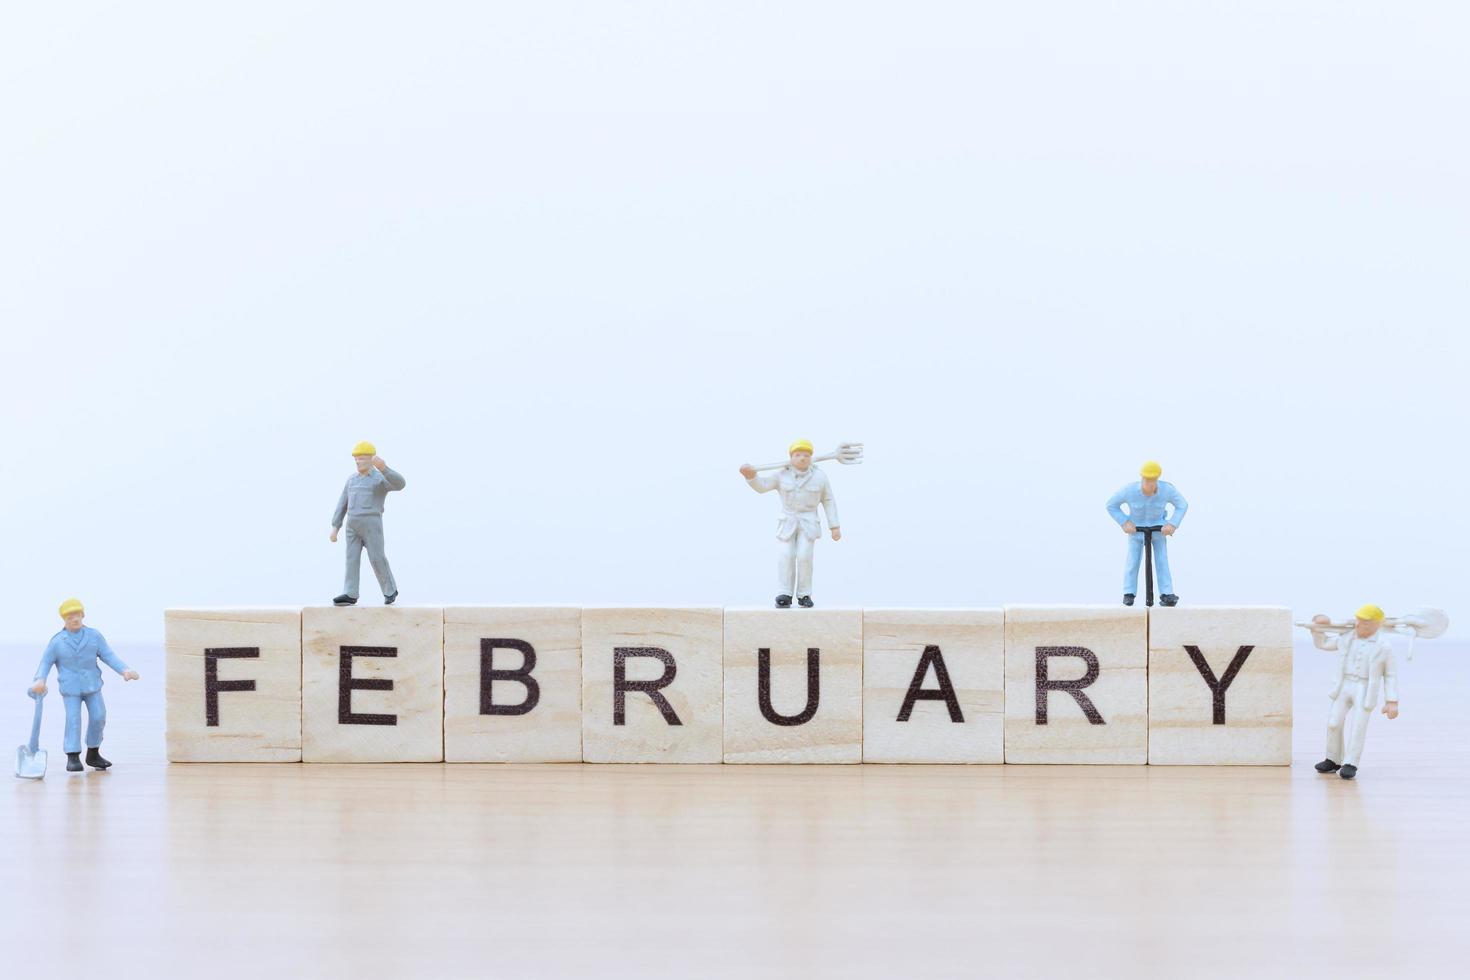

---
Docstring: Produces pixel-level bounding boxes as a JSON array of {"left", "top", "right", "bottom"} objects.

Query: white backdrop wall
[{"left": 2, "top": 3, "right": 1465, "bottom": 642}]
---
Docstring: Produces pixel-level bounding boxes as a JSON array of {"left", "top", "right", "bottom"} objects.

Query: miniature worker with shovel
[
  {"left": 28, "top": 598, "right": 139, "bottom": 773},
  {"left": 739, "top": 440, "right": 861, "bottom": 608},
  {"left": 1106, "top": 461, "right": 1188, "bottom": 607},
  {"left": 330, "top": 441, "right": 406, "bottom": 606}
]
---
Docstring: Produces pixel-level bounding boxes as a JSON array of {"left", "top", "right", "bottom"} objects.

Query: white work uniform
[
  {"left": 1322, "top": 631, "right": 1399, "bottom": 767},
  {"left": 746, "top": 465, "right": 839, "bottom": 597}
]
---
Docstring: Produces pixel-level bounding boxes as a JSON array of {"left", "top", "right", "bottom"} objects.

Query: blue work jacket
[
  {"left": 1106, "top": 481, "right": 1188, "bottom": 529},
  {"left": 34, "top": 627, "right": 131, "bottom": 696}
]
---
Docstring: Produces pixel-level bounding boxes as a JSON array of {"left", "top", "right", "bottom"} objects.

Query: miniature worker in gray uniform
[{"left": 331, "top": 441, "right": 406, "bottom": 606}]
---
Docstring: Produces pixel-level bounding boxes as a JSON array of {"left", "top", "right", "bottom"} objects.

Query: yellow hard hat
[
  {"left": 788, "top": 439, "right": 815, "bottom": 456},
  {"left": 351, "top": 441, "right": 377, "bottom": 457},
  {"left": 58, "top": 598, "right": 84, "bottom": 619},
  {"left": 1140, "top": 460, "right": 1162, "bottom": 479},
  {"left": 1355, "top": 603, "right": 1385, "bottom": 622}
]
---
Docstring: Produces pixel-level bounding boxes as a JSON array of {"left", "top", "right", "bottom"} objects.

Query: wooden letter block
[
  {"left": 302, "top": 606, "right": 444, "bottom": 763},
  {"left": 581, "top": 607, "right": 723, "bottom": 763},
  {"left": 723, "top": 609, "right": 862, "bottom": 764},
  {"left": 165, "top": 608, "right": 302, "bottom": 762},
  {"left": 1004, "top": 605, "right": 1147, "bottom": 764},
  {"left": 444, "top": 607, "right": 582, "bottom": 763},
  {"left": 863, "top": 609, "right": 1003, "bottom": 764},
  {"left": 1147, "top": 606, "right": 1292, "bottom": 765}
]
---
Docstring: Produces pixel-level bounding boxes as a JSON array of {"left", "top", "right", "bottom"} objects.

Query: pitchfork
[{"left": 749, "top": 442, "right": 864, "bottom": 472}]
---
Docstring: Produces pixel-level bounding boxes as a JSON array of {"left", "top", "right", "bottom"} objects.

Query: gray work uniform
[{"left": 332, "top": 467, "right": 406, "bottom": 598}]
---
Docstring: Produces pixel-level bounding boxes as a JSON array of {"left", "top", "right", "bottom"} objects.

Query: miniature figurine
[
  {"left": 330, "top": 441, "right": 406, "bottom": 606},
  {"left": 1298, "top": 604, "right": 1449, "bottom": 780},
  {"left": 1106, "top": 461, "right": 1188, "bottom": 607},
  {"left": 739, "top": 440, "right": 862, "bottom": 609},
  {"left": 29, "top": 599, "right": 140, "bottom": 772}
]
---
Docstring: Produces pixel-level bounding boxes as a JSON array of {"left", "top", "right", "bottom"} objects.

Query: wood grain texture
[
  {"left": 863, "top": 608, "right": 1003, "bottom": 763},
  {"left": 444, "top": 606, "right": 582, "bottom": 763},
  {"left": 581, "top": 607, "right": 723, "bottom": 762},
  {"left": 1004, "top": 605, "right": 1147, "bottom": 764},
  {"left": 723, "top": 608, "right": 862, "bottom": 764},
  {"left": 1148, "top": 606, "right": 1292, "bottom": 765},
  {"left": 302, "top": 606, "right": 444, "bottom": 762},
  {"left": 5, "top": 642, "right": 1470, "bottom": 979},
  {"left": 165, "top": 608, "right": 302, "bottom": 762}
]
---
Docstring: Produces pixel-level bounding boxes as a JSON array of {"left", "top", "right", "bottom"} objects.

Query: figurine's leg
[
  {"left": 343, "top": 523, "right": 365, "bottom": 599},
  {"left": 1324, "top": 692, "right": 1350, "bottom": 764},
  {"left": 82, "top": 691, "right": 106, "bottom": 748},
  {"left": 1152, "top": 535, "right": 1173, "bottom": 595},
  {"left": 776, "top": 536, "right": 797, "bottom": 596},
  {"left": 1344, "top": 703, "right": 1373, "bottom": 767},
  {"left": 1122, "top": 534, "right": 1144, "bottom": 594},
  {"left": 361, "top": 517, "right": 398, "bottom": 598},
  {"left": 795, "top": 534, "right": 816, "bottom": 597},
  {"left": 62, "top": 694, "right": 83, "bottom": 754}
]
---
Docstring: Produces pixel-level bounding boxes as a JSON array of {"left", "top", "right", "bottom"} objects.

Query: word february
[{"left": 164, "top": 605, "right": 1292, "bottom": 765}]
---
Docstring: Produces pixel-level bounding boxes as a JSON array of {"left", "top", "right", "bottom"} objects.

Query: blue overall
[
  {"left": 1105, "top": 481, "right": 1188, "bottom": 595},
  {"left": 33, "top": 627, "right": 131, "bottom": 753}
]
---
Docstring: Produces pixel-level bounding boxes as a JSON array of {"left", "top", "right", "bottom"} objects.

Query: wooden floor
[{"left": 4, "top": 642, "right": 1467, "bottom": 979}]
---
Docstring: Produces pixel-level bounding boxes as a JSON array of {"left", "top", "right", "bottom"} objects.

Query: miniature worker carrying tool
[
  {"left": 330, "top": 441, "right": 406, "bottom": 606},
  {"left": 1106, "top": 460, "right": 1188, "bottom": 607},
  {"left": 1297, "top": 604, "right": 1448, "bottom": 780},
  {"left": 29, "top": 599, "right": 140, "bottom": 772},
  {"left": 739, "top": 440, "right": 862, "bottom": 609},
  {"left": 1306, "top": 604, "right": 1399, "bottom": 780}
]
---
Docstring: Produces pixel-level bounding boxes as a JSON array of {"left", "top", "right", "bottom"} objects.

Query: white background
[{"left": 2, "top": 2, "right": 1465, "bottom": 643}]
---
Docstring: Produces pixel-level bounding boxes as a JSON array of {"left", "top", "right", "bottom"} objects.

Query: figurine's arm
[
  {"left": 332, "top": 483, "right": 349, "bottom": 529},
  {"left": 1105, "top": 487, "right": 1132, "bottom": 530},
  {"left": 1382, "top": 648, "right": 1399, "bottom": 717},
  {"left": 821, "top": 478, "right": 840, "bottom": 539},
  {"left": 1309, "top": 617, "right": 1339, "bottom": 652},
  {"left": 1165, "top": 486, "right": 1188, "bottom": 530},
  {"left": 30, "top": 642, "right": 58, "bottom": 693},
  {"left": 375, "top": 457, "right": 406, "bottom": 491},
  {"left": 96, "top": 632, "right": 137, "bottom": 680},
  {"left": 740, "top": 464, "right": 778, "bottom": 492}
]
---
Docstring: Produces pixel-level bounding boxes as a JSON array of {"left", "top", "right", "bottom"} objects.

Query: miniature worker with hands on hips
[
  {"left": 1106, "top": 460, "right": 1188, "bottom": 607},
  {"left": 30, "top": 598, "right": 139, "bottom": 772},
  {"left": 1310, "top": 604, "right": 1399, "bottom": 780},
  {"left": 331, "top": 441, "right": 406, "bottom": 606},
  {"left": 740, "top": 440, "right": 840, "bottom": 609}
]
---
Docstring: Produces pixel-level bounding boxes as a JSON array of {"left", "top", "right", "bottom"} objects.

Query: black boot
[
  {"left": 1339, "top": 764, "right": 1358, "bottom": 780},
  {"left": 1314, "top": 758, "right": 1341, "bottom": 773},
  {"left": 1122, "top": 594, "right": 1135, "bottom": 606},
  {"left": 1160, "top": 594, "right": 1179, "bottom": 607},
  {"left": 797, "top": 596, "right": 814, "bottom": 608},
  {"left": 333, "top": 594, "right": 357, "bottom": 606},
  {"left": 384, "top": 591, "right": 398, "bottom": 605},
  {"left": 66, "top": 752, "right": 83, "bottom": 772},
  {"left": 85, "top": 748, "right": 112, "bottom": 770},
  {"left": 775, "top": 594, "right": 792, "bottom": 609}
]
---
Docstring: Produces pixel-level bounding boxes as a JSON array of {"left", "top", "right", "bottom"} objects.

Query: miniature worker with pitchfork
[
  {"left": 1306, "top": 604, "right": 1398, "bottom": 780},
  {"left": 739, "top": 440, "right": 861, "bottom": 609},
  {"left": 1296, "top": 604, "right": 1447, "bottom": 779}
]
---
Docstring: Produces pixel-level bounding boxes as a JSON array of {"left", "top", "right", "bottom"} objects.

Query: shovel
[
  {"left": 15, "top": 690, "right": 47, "bottom": 780},
  {"left": 749, "top": 441, "right": 864, "bottom": 472}
]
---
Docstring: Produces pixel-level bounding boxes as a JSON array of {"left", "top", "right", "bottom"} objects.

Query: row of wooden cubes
[{"left": 164, "top": 605, "right": 1291, "bottom": 765}]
